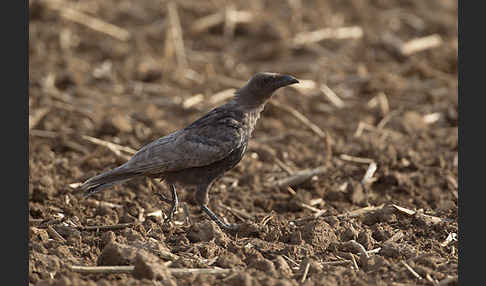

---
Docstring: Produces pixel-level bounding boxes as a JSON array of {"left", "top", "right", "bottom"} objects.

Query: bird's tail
[{"left": 78, "top": 165, "right": 140, "bottom": 197}]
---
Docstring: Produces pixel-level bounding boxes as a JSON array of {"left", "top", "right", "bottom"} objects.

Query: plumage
[{"left": 78, "top": 72, "right": 299, "bottom": 230}]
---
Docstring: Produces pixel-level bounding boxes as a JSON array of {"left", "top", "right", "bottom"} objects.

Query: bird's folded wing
[{"left": 122, "top": 119, "right": 244, "bottom": 175}]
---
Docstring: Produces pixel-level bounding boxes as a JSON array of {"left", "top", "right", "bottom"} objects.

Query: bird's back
[{"left": 122, "top": 102, "right": 250, "bottom": 177}]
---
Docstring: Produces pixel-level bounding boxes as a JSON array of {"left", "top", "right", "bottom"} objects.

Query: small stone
[
  {"left": 224, "top": 272, "right": 254, "bottom": 286},
  {"left": 323, "top": 216, "right": 339, "bottom": 227},
  {"left": 301, "top": 219, "right": 338, "bottom": 253},
  {"left": 349, "top": 181, "right": 366, "bottom": 205},
  {"left": 101, "top": 114, "right": 133, "bottom": 135},
  {"left": 187, "top": 221, "right": 223, "bottom": 243},
  {"left": 274, "top": 256, "right": 293, "bottom": 278},
  {"left": 216, "top": 251, "right": 244, "bottom": 268},
  {"left": 248, "top": 257, "right": 277, "bottom": 276},
  {"left": 39, "top": 176, "right": 54, "bottom": 188},
  {"left": 340, "top": 225, "right": 358, "bottom": 242},
  {"left": 133, "top": 250, "right": 176, "bottom": 285},
  {"left": 402, "top": 111, "right": 427, "bottom": 133},
  {"left": 101, "top": 231, "right": 116, "bottom": 248},
  {"left": 97, "top": 242, "right": 137, "bottom": 266},
  {"left": 31, "top": 227, "right": 49, "bottom": 242},
  {"left": 362, "top": 205, "right": 397, "bottom": 225},
  {"left": 357, "top": 230, "right": 374, "bottom": 250}
]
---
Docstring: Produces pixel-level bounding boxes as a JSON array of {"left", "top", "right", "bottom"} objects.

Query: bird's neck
[
  {"left": 246, "top": 105, "right": 265, "bottom": 136},
  {"left": 234, "top": 86, "right": 272, "bottom": 109}
]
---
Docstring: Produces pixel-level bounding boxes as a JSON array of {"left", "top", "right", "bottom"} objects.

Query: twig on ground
[
  {"left": 322, "top": 260, "right": 352, "bottom": 266},
  {"left": 299, "top": 203, "right": 322, "bottom": 213},
  {"left": 340, "top": 154, "right": 375, "bottom": 164},
  {"left": 299, "top": 202, "right": 327, "bottom": 218},
  {"left": 348, "top": 253, "right": 359, "bottom": 270},
  {"left": 49, "top": 101, "right": 96, "bottom": 123},
  {"left": 321, "top": 84, "right": 345, "bottom": 109},
  {"left": 423, "top": 112, "right": 441, "bottom": 124},
  {"left": 225, "top": 8, "right": 253, "bottom": 38},
  {"left": 45, "top": 0, "right": 131, "bottom": 41},
  {"left": 191, "top": 12, "right": 225, "bottom": 33},
  {"left": 30, "top": 129, "right": 60, "bottom": 138},
  {"left": 384, "top": 230, "right": 405, "bottom": 244},
  {"left": 440, "top": 232, "right": 457, "bottom": 247},
  {"left": 344, "top": 240, "right": 370, "bottom": 259},
  {"left": 223, "top": 4, "right": 237, "bottom": 38},
  {"left": 361, "top": 162, "right": 378, "bottom": 184},
  {"left": 273, "top": 157, "right": 294, "bottom": 175},
  {"left": 391, "top": 204, "right": 416, "bottom": 215},
  {"left": 391, "top": 204, "right": 454, "bottom": 224},
  {"left": 426, "top": 273, "right": 438, "bottom": 285},
  {"left": 171, "top": 268, "right": 233, "bottom": 275},
  {"left": 292, "top": 26, "right": 363, "bottom": 46},
  {"left": 368, "top": 92, "right": 389, "bottom": 116},
  {"left": 376, "top": 109, "right": 401, "bottom": 129},
  {"left": 182, "top": 94, "right": 205, "bottom": 109},
  {"left": 366, "top": 248, "right": 382, "bottom": 255},
  {"left": 69, "top": 265, "right": 232, "bottom": 275},
  {"left": 336, "top": 204, "right": 384, "bottom": 218},
  {"left": 270, "top": 101, "right": 327, "bottom": 139},
  {"left": 78, "top": 222, "right": 140, "bottom": 231},
  {"left": 29, "top": 108, "right": 50, "bottom": 130},
  {"left": 69, "top": 265, "right": 135, "bottom": 274},
  {"left": 146, "top": 210, "right": 163, "bottom": 218},
  {"left": 401, "top": 260, "right": 423, "bottom": 280},
  {"left": 81, "top": 135, "right": 136, "bottom": 160},
  {"left": 290, "top": 79, "right": 318, "bottom": 96},
  {"left": 286, "top": 186, "right": 297, "bottom": 195},
  {"left": 165, "top": 1, "right": 187, "bottom": 69},
  {"left": 400, "top": 34, "right": 443, "bottom": 55},
  {"left": 47, "top": 225, "right": 67, "bottom": 243},
  {"left": 310, "top": 198, "right": 323, "bottom": 206},
  {"left": 260, "top": 214, "right": 274, "bottom": 226},
  {"left": 300, "top": 260, "right": 311, "bottom": 283},
  {"left": 272, "top": 166, "right": 327, "bottom": 188},
  {"left": 446, "top": 175, "right": 458, "bottom": 190},
  {"left": 282, "top": 255, "right": 300, "bottom": 267},
  {"left": 85, "top": 199, "right": 123, "bottom": 209},
  {"left": 190, "top": 9, "right": 253, "bottom": 34},
  {"left": 354, "top": 121, "right": 401, "bottom": 138}
]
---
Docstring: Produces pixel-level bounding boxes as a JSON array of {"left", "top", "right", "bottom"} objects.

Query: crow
[{"left": 78, "top": 72, "right": 299, "bottom": 230}]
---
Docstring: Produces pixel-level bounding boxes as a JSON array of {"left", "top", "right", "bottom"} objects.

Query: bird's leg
[
  {"left": 154, "top": 184, "right": 179, "bottom": 222},
  {"left": 165, "top": 184, "right": 179, "bottom": 222},
  {"left": 201, "top": 205, "right": 239, "bottom": 231},
  {"left": 196, "top": 183, "right": 239, "bottom": 231}
]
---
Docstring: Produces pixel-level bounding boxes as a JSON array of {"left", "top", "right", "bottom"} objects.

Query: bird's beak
[{"left": 279, "top": 74, "right": 299, "bottom": 86}]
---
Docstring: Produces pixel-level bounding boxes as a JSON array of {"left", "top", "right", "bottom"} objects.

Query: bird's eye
[{"left": 261, "top": 77, "right": 271, "bottom": 85}]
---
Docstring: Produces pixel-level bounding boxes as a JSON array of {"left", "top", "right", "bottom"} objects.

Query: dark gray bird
[{"left": 78, "top": 72, "right": 299, "bottom": 230}]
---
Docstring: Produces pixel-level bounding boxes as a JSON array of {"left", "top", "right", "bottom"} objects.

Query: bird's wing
[{"left": 122, "top": 108, "right": 245, "bottom": 175}]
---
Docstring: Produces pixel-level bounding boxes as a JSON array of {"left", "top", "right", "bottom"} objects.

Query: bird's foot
[
  {"left": 156, "top": 185, "right": 179, "bottom": 224},
  {"left": 164, "top": 203, "right": 178, "bottom": 223},
  {"left": 201, "top": 205, "right": 240, "bottom": 231},
  {"left": 155, "top": 192, "right": 173, "bottom": 204}
]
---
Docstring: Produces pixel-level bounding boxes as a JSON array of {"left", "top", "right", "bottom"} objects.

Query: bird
[{"left": 78, "top": 72, "right": 299, "bottom": 230}]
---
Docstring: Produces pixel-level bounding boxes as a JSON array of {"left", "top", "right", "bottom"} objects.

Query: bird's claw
[
  {"left": 222, "top": 222, "right": 240, "bottom": 231},
  {"left": 155, "top": 192, "right": 173, "bottom": 204}
]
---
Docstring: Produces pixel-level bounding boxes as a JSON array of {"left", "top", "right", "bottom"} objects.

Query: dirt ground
[{"left": 29, "top": 0, "right": 458, "bottom": 285}]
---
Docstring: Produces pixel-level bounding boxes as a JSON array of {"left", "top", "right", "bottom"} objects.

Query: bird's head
[{"left": 236, "top": 72, "right": 299, "bottom": 108}]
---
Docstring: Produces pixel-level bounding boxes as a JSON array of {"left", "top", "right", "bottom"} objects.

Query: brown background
[{"left": 29, "top": 0, "right": 458, "bottom": 285}]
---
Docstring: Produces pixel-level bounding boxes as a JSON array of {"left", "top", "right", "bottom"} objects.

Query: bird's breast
[{"left": 245, "top": 106, "right": 264, "bottom": 137}]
